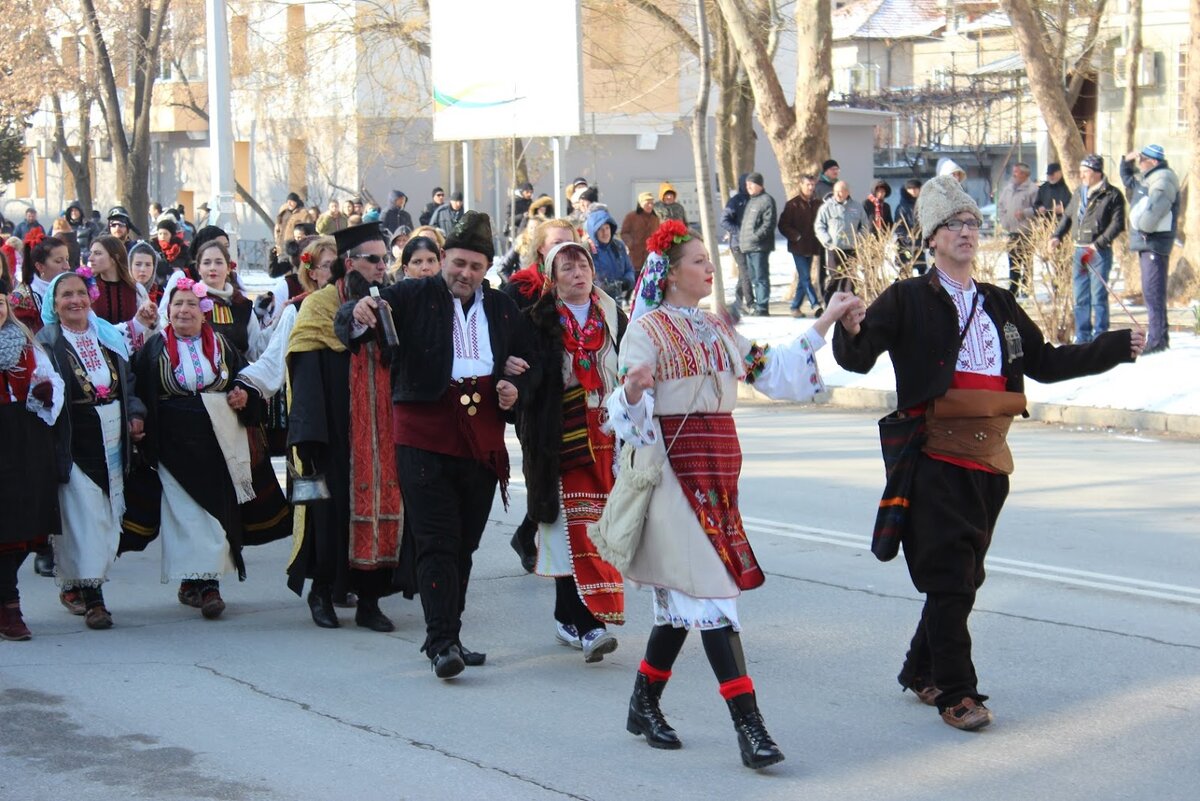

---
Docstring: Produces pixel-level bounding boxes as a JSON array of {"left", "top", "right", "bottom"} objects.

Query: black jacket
[
  {"left": 517, "top": 293, "right": 626, "bottom": 524},
  {"left": 1035, "top": 179, "right": 1072, "bottom": 220},
  {"left": 832, "top": 270, "right": 1134, "bottom": 412},
  {"left": 1052, "top": 180, "right": 1125, "bottom": 250},
  {"left": 336, "top": 276, "right": 534, "bottom": 406}
]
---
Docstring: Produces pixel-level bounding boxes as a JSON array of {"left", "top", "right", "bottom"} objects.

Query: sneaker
[
  {"left": 940, "top": 697, "right": 994, "bottom": 731},
  {"left": 59, "top": 589, "right": 86, "bottom": 616},
  {"left": 555, "top": 621, "right": 582, "bottom": 649},
  {"left": 581, "top": 628, "right": 618, "bottom": 663}
]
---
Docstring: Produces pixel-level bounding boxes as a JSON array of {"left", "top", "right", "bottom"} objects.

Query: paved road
[{"left": 2, "top": 406, "right": 1197, "bottom": 801}]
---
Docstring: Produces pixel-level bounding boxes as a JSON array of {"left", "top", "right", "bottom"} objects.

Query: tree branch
[{"left": 623, "top": 0, "right": 700, "bottom": 55}]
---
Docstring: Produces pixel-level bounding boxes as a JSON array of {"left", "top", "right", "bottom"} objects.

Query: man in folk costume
[
  {"left": 345, "top": 211, "right": 534, "bottom": 679},
  {"left": 285, "top": 223, "right": 402, "bottom": 633},
  {"left": 833, "top": 176, "right": 1144, "bottom": 731},
  {"left": 517, "top": 241, "right": 626, "bottom": 661}
]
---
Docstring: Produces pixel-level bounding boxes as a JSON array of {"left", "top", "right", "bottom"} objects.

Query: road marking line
[{"left": 741, "top": 515, "right": 1200, "bottom": 606}]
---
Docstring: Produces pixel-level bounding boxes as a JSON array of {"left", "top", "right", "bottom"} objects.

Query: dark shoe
[
  {"left": 354, "top": 597, "right": 395, "bottom": 632},
  {"left": 1142, "top": 343, "right": 1169, "bottom": 356},
  {"left": 940, "top": 697, "right": 993, "bottom": 731},
  {"left": 200, "top": 586, "right": 226, "bottom": 620},
  {"left": 460, "top": 645, "right": 487, "bottom": 667},
  {"left": 626, "top": 672, "right": 682, "bottom": 750},
  {"left": 33, "top": 549, "right": 55, "bottom": 578},
  {"left": 0, "top": 602, "right": 32, "bottom": 641},
  {"left": 813, "top": 306, "right": 824, "bottom": 317},
  {"left": 899, "top": 674, "right": 942, "bottom": 706},
  {"left": 510, "top": 519, "right": 537, "bottom": 573},
  {"left": 307, "top": 588, "right": 340, "bottom": 629},
  {"left": 332, "top": 591, "right": 358, "bottom": 609},
  {"left": 727, "top": 693, "right": 785, "bottom": 770},
  {"left": 790, "top": 308, "right": 806, "bottom": 318},
  {"left": 59, "top": 588, "right": 86, "bottom": 616},
  {"left": 755, "top": 307, "right": 770, "bottom": 317},
  {"left": 84, "top": 605, "right": 113, "bottom": 630},
  {"left": 431, "top": 645, "right": 466, "bottom": 679},
  {"left": 178, "top": 581, "right": 201, "bottom": 608}
]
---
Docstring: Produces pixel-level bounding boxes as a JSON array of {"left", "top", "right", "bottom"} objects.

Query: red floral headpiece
[
  {"left": 23, "top": 228, "right": 46, "bottom": 249},
  {"left": 645, "top": 219, "right": 691, "bottom": 257}
]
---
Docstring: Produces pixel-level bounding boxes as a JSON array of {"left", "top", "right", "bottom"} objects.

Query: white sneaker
[
  {"left": 581, "top": 628, "right": 618, "bottom": 663},
  {"left": 555, "top": 621, "right": 582, "bottom": 649}
]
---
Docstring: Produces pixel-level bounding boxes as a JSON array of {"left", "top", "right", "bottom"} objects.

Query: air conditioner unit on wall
[{"left": 1113, "top": 48, "right": 1158, "bottom": 88}]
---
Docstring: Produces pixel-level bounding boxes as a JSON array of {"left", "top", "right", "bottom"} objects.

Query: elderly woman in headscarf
[
  {"left": 36, "top": 269, "right": 147, "bottom": 630},
  {"left": 517, "top": 241, "right": 627, "bottom": 663},
  {"left": 0, "top": 293, "right": 64, "bottom": 640},
  {"left": 609, "top": 219, "right": 859, "bottom": 770}
]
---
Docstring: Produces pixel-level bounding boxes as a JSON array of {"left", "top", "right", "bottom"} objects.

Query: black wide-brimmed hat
[{"left": 332, "top": 222, "right": 388, "bottom": 256}]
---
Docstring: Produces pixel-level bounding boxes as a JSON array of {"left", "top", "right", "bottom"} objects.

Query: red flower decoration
[
  {"left": 23, "top": 228, "right": 46, "bottom": 249},
  {"left": 300, "top": 252, "right": 312, "bottom": 264},
  {"left": 645, "top": 219, "right": 690, "bottom": 257}
]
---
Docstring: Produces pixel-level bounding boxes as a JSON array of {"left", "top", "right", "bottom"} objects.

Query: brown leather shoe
[
  {"left": 59, "top": 588, "right": 86, "bottom": 616},
  {"left": 940, "top": 698, "right": 993, "bottom": 731},
  {"left": 84, "top": 605, "right": 113, "bottom": 630},
  {"left": 901, "top": 676, "right": 942, "bottom": 706},
  {"left": 0, "top": 602, "right": 32, "bottom": 641},
  {"left": 200, "top": 587, "right": 226, "bottom": 620}
]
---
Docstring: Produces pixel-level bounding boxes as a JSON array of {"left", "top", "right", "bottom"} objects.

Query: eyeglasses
[
  {"left": 942, "top": 219, "right": 981, "bottom": 231},
  {"left": 350, "top": 253, "right": 385, "bottom": 264}
]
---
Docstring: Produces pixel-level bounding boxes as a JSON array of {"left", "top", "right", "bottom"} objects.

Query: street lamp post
[{"left": 205, "top": 0, "right": 238, "bottom": 259}]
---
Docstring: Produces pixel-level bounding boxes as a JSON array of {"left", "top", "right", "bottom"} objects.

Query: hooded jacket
[
  {"left": 586, "top": 207, "right": 636, "bottom": 290},
  {"left": 1119, "top": 159, "right": 1179, "bottom": 254},
  {"left": 653, "top": 182, "right": 688, "bottom": 223},
  {"left": 719, "top": 174, "right": 750, "bottom": 250},
  {"left": 383, "top": 191, "right": 413, "bottom": 233}
]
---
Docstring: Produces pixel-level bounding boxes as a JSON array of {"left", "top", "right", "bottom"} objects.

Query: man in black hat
[
  {"left": 284, "top": 222, "right": 403, "bottom": 633},
  {"left": 430, "top": 191, "right": 465, "bottom": 236},
  {"left": 420, "top": 187, "right": 445, "bottom": 226},
  {"left": 1035, "top": 162, "right": 1071, "bottom": 221},
  {"left": 343, "top": 211, "right": 534, "bottom": 679},
  {"left": 275, "top": 191, "right": 305, "bottom": 251},
  {"left": 106, "top": 205, "right": 140, "bottom": 248},
  {"left": 817, "top": 159, "right": 840, "bottom": 200}
]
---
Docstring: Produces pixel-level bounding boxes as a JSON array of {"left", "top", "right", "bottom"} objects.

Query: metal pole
[
  {"left": 204, "top": 0, "right": 238, "bottom": 258},
  {"left": 462, "top": 141, "right": 471, "bottom": 212},
  {"left": 551, "top": 137, "right": 562, "bottom": 220}
]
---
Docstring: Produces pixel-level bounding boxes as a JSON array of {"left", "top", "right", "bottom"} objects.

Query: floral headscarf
[{"left": 629, "top": 219, "right": 691, "bottom": 323}]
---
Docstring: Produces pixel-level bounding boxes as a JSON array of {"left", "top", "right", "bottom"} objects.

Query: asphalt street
[{"left": 1, "top": 405, "right": 1197, "bottom": 801}]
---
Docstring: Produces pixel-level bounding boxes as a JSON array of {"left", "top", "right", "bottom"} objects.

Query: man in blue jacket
[
  {"left": 1120, "top": 144, "right": 1179, "bottom": 354},
  {"left": 719, "top": 174, "right": 752, "bottom": 312}
]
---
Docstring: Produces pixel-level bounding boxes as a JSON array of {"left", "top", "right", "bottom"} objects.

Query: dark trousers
[
  {"left": 823, "top": 248, "right": 856, "bottom": 298},
  {"left": 395, "top": 446, "right": 498, "bottom": 656},
  {"left": 1140, "top": 250, "right": 1170, "bottom": 351},
  {"left": 1007, "top": 234, "right": 1031, "bottom": 294},
  {"left": 744, "top": 250, "right": 772, "bottom": 311},
  {"left": 731, "top": 247, "right": 752, "bottom": 308},
  {"left": 0, "top": 552, "right": 27, "bottom": 603},
  {"left": 899, "top": 456, "right": 1009, "bottom": 708},
  {"left": 554, "top": 575, "right": 603, "bottom": 635}
]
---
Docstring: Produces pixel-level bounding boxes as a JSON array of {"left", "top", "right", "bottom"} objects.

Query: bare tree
[
  {"left": 713, "top": 0, "right": 830, "bottom": 196},
  {"left": 689, "top": 0, "right": 724, "bottom": 306},
  {"left": 1185, "top": 0, "right": 1200, "bottom": 272}
]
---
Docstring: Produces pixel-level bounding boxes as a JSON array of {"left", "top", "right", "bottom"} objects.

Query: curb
[{"left": 737, "top": 383, "right": 1200, "bottom": 436}]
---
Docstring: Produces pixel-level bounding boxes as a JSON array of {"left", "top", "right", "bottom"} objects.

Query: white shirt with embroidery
[
  {"left": 937, "top": 269, "right": 1002, "bottom": 376},
  {"left": 62, "top": 325, "right": 114, "bottom": 392},
  {"left": 451, "top": 287, "right": 494, "bottom": 379},
  {"left": 173, "top": 335, "right": 219, "bottom": 392}
]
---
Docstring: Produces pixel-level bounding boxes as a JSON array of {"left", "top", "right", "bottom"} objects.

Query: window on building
[
  {"left": 61, "top": 36, "right": 79, "bottom": 75},
  {"left": 287, "top": 5, "right": 307, "bottom": 74},
  {"left": 835, "top": 64, "right": 881, "bottom": 97},
  {"left": 1178, "top": 45, "right": 1189, "bottom": 130},
  {"left": 231, "top": 15, "right": 250, "bottom": 78},
  {"left": 157, "top": 16, "right": 206, "bottom": 82}
]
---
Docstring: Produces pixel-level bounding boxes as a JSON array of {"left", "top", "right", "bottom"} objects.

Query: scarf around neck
[
  {"left": 0, "top": 323, "right": 27, "bottom": 371},
  {"left": 557, "top": 295, "right": 606, "bottom": 392}
]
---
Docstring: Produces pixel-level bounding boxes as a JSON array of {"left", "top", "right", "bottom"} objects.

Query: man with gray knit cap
[
  {"left": 833, "top": 175, "right": 1144, "bottom": 733},
  {"left": 1120, "top": 144, "right": 1179, "bottom": 354}
]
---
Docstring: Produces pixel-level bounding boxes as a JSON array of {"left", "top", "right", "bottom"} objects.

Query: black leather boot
[
  {"left": 33, "top": 547, "right": 55, "bottom": 578},
  {"left": 354, "top": 596, "right": 395, "bottom": 632},
  {"left": 626, "top": 672, "right": 682, "bottom": 750},
  {"left": 307, "top": 584, "right": 340, "bottom": 629},
  {"left": 726, "top": 692, "right": 784, "bottom": 769},
  {"left": 510, "top": 516, "right": 537, "bottom": 573}
]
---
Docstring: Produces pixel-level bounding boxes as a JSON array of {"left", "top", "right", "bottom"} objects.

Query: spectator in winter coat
[
  {"left": 719, "top": 174, "right": 753, "bottom": 311},
  {"left": 585, "top": 207, "right": 636, "bottom": 302},
  {"left": 738, "top": 172, "right": 777, "bottom": 316},
  {"left": 274, "top": 192, "right": 305, "bottom": 251},
  {"left": 14, "top": 208, "right": 44, "bottom": 241},
  {"left": 1120, "top": 144, "right": 1179, "bottom": 354},
  {"left": 996, "top": 162, "right": 1039, "bottom": 294},
  {"left": 863, "top": 180, "right": 894, "bottom": 231},
  {"left": 1035, "top": 163, "right": 1071, "bottom": 221},
  {"left": 894, "top": 179, "right": 926, "bottom": 276},
  {"left": 816, "top": 159, "right": 839, "bottom": 200},
  {"left": 316, "top": 199, "right": 349, "bottom": 235},
  {"left": 419, "top": 188, "right": 445, "bottom": 226},
  {"left": 652, "top": 182, "right": 688, "bottom": 223},
  {"left": 505, "top": 183, "right": 534, "bottom": 237},
  {"left": 778, "top": 174, "right": 824, "bottom": 316},
  {"left": 814, "top": 181, "right": 867, "bottom": 284},
  {"left": 620, "top": 191, "right": 660, "bottom": 272},
  {"left": 153, "top": 218, "right": 189, "bottom": 281},
  {"left": 382, "top": 190, "right": 413, "bottom": 234},
  {"left": 1050, "top": 154, "right": 1126, "bottom": 344},
  {"left": 430, "top": 191, "right": 465, "bottom": 236},
  {"left": 65, "top": 202, "right": 97, "bottom": 266}
]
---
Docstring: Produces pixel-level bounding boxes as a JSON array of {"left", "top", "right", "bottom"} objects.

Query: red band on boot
[
  {"left": 718, "top": 675, "right": 754, "bottom": 700},
  {"left": 639, "top": 660, "right": 672, "bottom": 683}
]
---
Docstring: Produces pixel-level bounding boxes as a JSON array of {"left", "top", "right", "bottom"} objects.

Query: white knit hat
[{"left": 916, "top": 175, "right": 981, "bottom": 239}]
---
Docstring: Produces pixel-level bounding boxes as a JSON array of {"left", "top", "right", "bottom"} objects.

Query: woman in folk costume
[
  {"left": 11, "top": 233, "right": 73, "bottom": 333},
  {"left": 160, "top": 239, "right": 263, "bottom": 359},
  {"left": 127, "top": 277, "right": 283, "bottom": 619},
  {"left": 608, "top": 220, "right": 860, "bottom": 769},
  {"left": 0, "top": 294, "right": 65, "bottom": 640},
  {"left": 517, "top": 241, "right": 626, "bottom": 662},
  {"left": 86, "top": 235, "right": 160, "bottom": 350},
  {"left": 36, "top": 270, "right": 148, "bottom": 630}
]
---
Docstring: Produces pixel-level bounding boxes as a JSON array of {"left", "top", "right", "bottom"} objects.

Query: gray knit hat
[{"left": 916, "top": 175, "right": 981, "bottom": 239}]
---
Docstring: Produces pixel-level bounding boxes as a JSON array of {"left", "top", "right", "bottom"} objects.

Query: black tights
[
  {"left": 643, "top": 624, "right": 747, "bottom": 683},
  {"left": 554, "top": 576, "right": 603, "bottom": 634},
  {"left": 0, "top": 552, "right": 27, "bottom": 603}
]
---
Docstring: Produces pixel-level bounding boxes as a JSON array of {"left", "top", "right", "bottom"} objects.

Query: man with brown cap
[
  {"left": 344, "top": 211, "right": 534, "bottom": 679},
  {"left": 834, "top": 175, "right": 1144, "bottom": 733},
  {"left": 285, "top": 222, "right": 402, "bottom": 634}
]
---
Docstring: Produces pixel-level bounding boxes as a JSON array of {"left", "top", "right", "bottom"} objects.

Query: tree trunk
[
  {"left": 691, "top": 0, "right": 724, "bottom": 309},
  {"left": 1122, "top": 0, "right": 1142, "bottom": 154},
  {"left": 1000, "top": 0, "right": 1086, "bottom": 190},
  {"left": 51, "top": 93, "right": 94, "bottom": 215},
  {"left": 1184, "top": 0, "right": 1200, "bottom": 271},
  {"left": 713, "top": 0, "right": 829, "bottom": 198}
]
